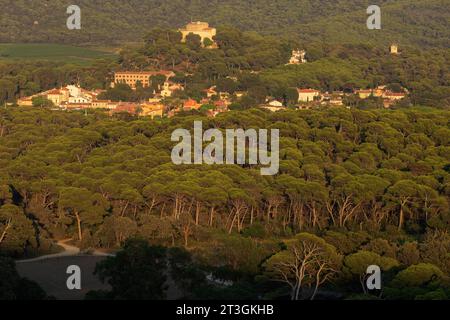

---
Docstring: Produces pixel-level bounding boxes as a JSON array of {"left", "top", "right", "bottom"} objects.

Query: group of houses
[
  {"left": 17, "top": 69, "right": 408, "bottom": 118},
  {"left": 16, "top": 25, "right": 407, "bottom": 117},
  {"left": 355, "top": 86, "right": 407, "bottom": 108},
  {"left": 14, "top": 19, "right": 409, "bottom": 117},
  {"left": 16, "top": 70, "right": 228, "bottom": 118},
  {"left": 17, "top": 83, "right": 167, "bottom": 119},
  {"left": 262, "top": 85, "right": 408, "bottom": 112}
]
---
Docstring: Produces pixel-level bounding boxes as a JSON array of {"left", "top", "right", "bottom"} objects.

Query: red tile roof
[
  {"left": 298, "top": 89, "right": 320, "bottom": 93},
  {"left": 115, "top": 71, "right": 175, "bottom": 77},
  {"left": 184, "top": 99, "right": 199, "bottom": 107}
]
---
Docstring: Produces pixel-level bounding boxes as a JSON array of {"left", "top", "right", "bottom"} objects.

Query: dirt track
[{"left": 15, "top": 240, "right": 112, "bottom": 300}]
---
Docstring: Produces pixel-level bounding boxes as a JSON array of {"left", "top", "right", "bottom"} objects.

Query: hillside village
[
  {"left": 17, "top": 21, "right": 408, "bottom": 117},
  {"left": 17, "top": 75, "right": 408, "bottom": 116},
  {"left": 17, "top": 70, "right": 408, "bottom": 118}
]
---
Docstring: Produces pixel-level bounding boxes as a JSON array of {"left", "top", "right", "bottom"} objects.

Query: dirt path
[
  {"left": 15, "top": 239, "right": 114, "bottom": 300},
  {"left": 16, "top": 239, "right": 114, "bottom": 264}
]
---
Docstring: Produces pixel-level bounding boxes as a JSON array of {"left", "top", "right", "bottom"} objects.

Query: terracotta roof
[
  {"left": 114, "top": 103, "right": 139, "bottom": 113},
  {"left": 184, "top": 99, "right": 199, "bottom": 107},
  {"left": 115, "top": 71, "right": 174, "bottom": 77},
  {"left": 214, "top": 100, "right": 227, "bottom": 107},
  {"left": 298, "top": 89, "right": 320, "bottom": 93}
]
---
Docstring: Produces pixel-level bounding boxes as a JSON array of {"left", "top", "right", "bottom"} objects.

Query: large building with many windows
[{"left": 113, "top": 71, "right": 175, "bottom": 89}]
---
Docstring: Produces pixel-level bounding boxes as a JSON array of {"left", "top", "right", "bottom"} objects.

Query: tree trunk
[
  {"left": 209, "top": 207, "right": 215, "bottom": 227},
  {"left": 160, "top": 202, "right": 166, "bottom": 218},
  {"left": 398, "top": 206, "right": 404, "bottom": 231},
  {"left": 195, "top": 201, "right": 200, "bottom": 225},
  {"left": 0, "top": 219, "right": 12, "bottom": 245},
  {"left": 228, "top": 211, "right": 238, "bottom": 234},
  {"left": 183, "top": 227, "right": 190, "bottom": 247},
  {"left": 75, "top": 212, "right": 82, "bottom": 241}
]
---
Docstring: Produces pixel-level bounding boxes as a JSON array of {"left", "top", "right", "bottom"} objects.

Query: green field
[{"left": 0, "top": 43, "right": 117, "bottom": 65}]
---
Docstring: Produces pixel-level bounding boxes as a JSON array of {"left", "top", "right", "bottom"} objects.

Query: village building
[
  {"left": 262, "top": 105, "right": 286, "bottom": 112},
  {"left": 111, "top": 102, "right": 139, "bottom": 115},
  {"left": 91, "top": 100, "right": 119, "bottom": 109},
  {"left": 321, "top": 93, "right": 344, "bottom": 106},
  {"left": 383, "top": 91, "right": 406, "bottom": 100},
  {"left": 204, "top": 86, "right": 218, "bottom": 98},
  {"left": 46, "top": 89, "right": 66, "bottom": 105},
  {"left": 68, "top": 96, "right": 91, "bottom": 104},
  {"left": 372, "top": 87, "right": 384, "bottom": 97},
  {"left": 330, "top": 97, "right": 344, "bottom": 106},
  {"left": 356, "top": 89, "right": 373, "bottom": 99},
  {"left": 179, "top": 21, "right": 217, "bottom": 47},
  {"left": 219, "top": 92, "right": 230, "bottom": 100},
  {"left": 140, "top": 103, "right": 164, "bottom": 119},
  {"left": 107, "top": 101, "right": 119, "bottom": 110},
  {"left": 183, "top": 99, "right": 201, "bottom": 111},
  {"left": 17, "top": 97, "right": 34, "bottom": 107},
  {"left": 287, "top": 50, "right": 307, "bottom": 65},
  {"left": 298, "top": 89, "right": 321, "bottom": 102},
  {"left": 18, "top": 84, "right": 100, "bottom": 108},
  {"left": 91, "top": 100, "right": 109, "bottom": 109},
  {"left": 160, "top": 82, "right": 184, "bottom": 98},
  {"left": 113, "top": 71, "right": 175, "bottom": 89},
  {"left": 61, "top": 102, "right": 92, "bottom": 110},
  {"left": 355, "top": 86, "right": 407, "bottom": 105},
  {"left": 268, "top": 100, "right": 283, "bottom": 107},
  {"left": 260, "top": 99, "right": 285, "bottom": 112}
]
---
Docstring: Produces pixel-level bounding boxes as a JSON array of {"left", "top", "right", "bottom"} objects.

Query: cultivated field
[{"left": 0, "top": 43, "right": 117, "bottom": 64}]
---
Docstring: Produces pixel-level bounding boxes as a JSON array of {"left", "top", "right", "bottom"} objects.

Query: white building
[
  {"left": 288, "top": 50, "right": 307, "bottom": 65},
  {"left": 298, "top": 89, "right": 320, "bottom": 102}
]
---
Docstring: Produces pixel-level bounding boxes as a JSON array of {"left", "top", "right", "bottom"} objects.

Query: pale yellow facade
[
  {"left": 179, "top": 21, "right": 216, "bottom": 45},
  {"left": 113, "top": 71, "right": 175, "bottom": 89},
  {"left": 356, "top": 90, "right": 373, "bottom": 99},
  {"left": 390, "top": 44, "right": 399, "bottom": 55},
  {"left": 141, "top": 103, "right": 164, "bottom": 119},
  {"left": 298, "top": 89, "right": 320, "bottom": 102}
]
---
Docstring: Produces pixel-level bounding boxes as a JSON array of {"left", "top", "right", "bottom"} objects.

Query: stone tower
[{"left": 390, "top": 43, "right": 399, "bottom": 55}]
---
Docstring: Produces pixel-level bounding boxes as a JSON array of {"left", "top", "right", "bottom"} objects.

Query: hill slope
[{"left": 0, "top": 0, "right": 448, "bottom": 48}]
